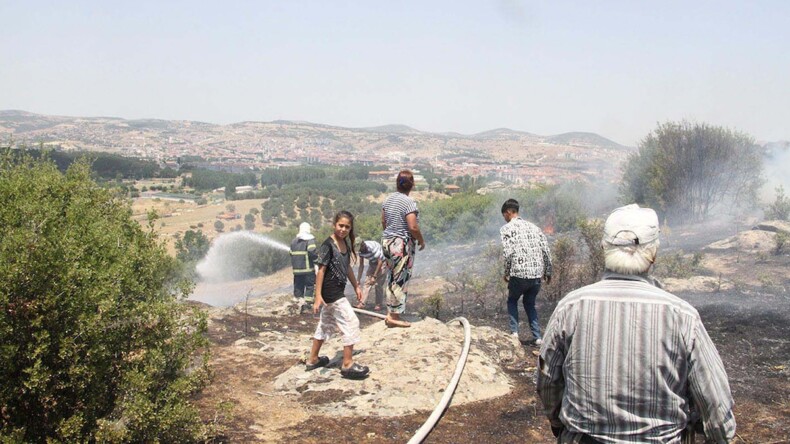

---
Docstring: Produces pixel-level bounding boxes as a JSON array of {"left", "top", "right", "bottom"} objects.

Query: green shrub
[
  {"left": 654, "top": 250, "right": 705, "bottom": 279},
  {"left": 544, "top": 236, "right": 577, "bottom": 302},
  {"left": 0, "top": 152, "right": 209, "bottom": 442},
  {"left": 577, "top": 218, "right": 605, "bottom": 284},
  {"left": 765, "top": 185, "right": 790, "bottom": 221},
  {"left": 419, "top": 292, "right": 444, "bottom": 320},
  {"left": 775, "top": 231, "right": 789, "bottom": 255}
]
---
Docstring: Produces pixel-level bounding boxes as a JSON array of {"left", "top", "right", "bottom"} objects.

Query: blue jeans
[{"left": 507, "top": 277, "right": 542, "bottom": 339}]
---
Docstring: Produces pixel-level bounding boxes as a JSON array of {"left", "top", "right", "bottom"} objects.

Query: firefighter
[{"left": 290, "top": 222, "right": 317, "bottom": 306}]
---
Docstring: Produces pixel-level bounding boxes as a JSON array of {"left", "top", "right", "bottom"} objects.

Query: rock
[
  {"left": 269, "top": 317, "right": 526, "bottom": 417},
  {"left": 705, "top": 230, "right": 776, "bottom": 253},
  {"left": 754, "top": 220, "right": 790, "bottom": 234}
]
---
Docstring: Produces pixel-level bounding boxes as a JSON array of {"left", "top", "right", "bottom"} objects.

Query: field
[{"left": 131, "top": 190, "right": 447, "bottom": 254}]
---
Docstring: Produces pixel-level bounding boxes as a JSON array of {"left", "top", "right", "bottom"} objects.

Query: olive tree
[
  {"left": 621, "top": 121, "right": 763, "bottom": 223},
  {"left": 0, "top": 152, "right": 210, "bottom": 442}
]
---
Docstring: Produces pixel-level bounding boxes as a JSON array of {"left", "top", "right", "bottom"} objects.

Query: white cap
[{"left": 603, "top": 204, "right": 659, "bottom": 246}]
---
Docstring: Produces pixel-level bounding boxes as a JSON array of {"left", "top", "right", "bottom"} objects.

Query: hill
[
  {"left": 0, "top": 110, "right": 634, "bottom": 184},
  {"left": 545, "top": 131, "right": 630, "bottom": 150}
]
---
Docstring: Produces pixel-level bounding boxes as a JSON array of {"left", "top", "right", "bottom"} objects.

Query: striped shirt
[
  {"left": 382, "top": 192, "right": 419, "bottom": 240},
  {"left": 359, "top": 240, "right": 385, "bottom": 264},
  {"left": 537, "top": 273, "right": 736, "bottom": 444},
  {"left": 500, "top": 218, "right": 552, "bottom": 279}
]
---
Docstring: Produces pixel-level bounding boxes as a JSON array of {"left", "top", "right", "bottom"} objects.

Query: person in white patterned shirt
[
  {"left": 500, "top": 198, "right": 552, "bottom": 344},
  {"left": 537, "top": 204, "right": 735, "bottom": 444}
]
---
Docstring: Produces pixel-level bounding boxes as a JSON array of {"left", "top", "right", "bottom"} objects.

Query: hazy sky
[{"left": 2, "top": 1, "right": 788, "bottom": 145}]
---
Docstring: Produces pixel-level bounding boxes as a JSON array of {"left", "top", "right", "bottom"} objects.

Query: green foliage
[
  {"left": 185, "top": 169, "right": 257, "bottom": 192},
  {"left": 543, "top": 236, "right": 577, "bottom": 302},
  {"left": 576, "top": 218, "right": 605, "bottom": 284},
  {"left": 0, "top": 152, "right": 209, "bottom": 442},
  {"left": 653, "top": 250, "right": 705, "bottom": 279},
  {"left": 214, "top": 220, "right": 225, "bottom": 232},
  {"left": 775, "top": 231, "right": 789, "bottom": 255},
  {"left": 260, "top": 165, "right": 374, "bottom": 188},
  {"left": 13, "top": 148, "right": 166, "bottom": 180},
  {"left": 620, "top": 121, "right": 763, "bottom": 223},
  {"left": 765, "top": 185, "right": 790, "bottom": 221},
  {"left": 260, "top": 166, "right": 327, "bottom": 187},
  {"left": 420, "top": 193, "right": 499, "bottom": 243},
  {"left": 510, "top": 183, "right": 588, "bottom": 233},
  {"left": 418, "top": 292, "right": 444, "bottom": 320},
  {"left": 244, "top": 213, "right": 256, "bottom": 230},
  {"left": 175, "top": 229, "right": 210, "bottom": 263},
  {"left": 543, "top": 220, "right": 606, "bottom": 303},
  {"left": 219, "top": 229, "right": 294, "bottom": 279}
]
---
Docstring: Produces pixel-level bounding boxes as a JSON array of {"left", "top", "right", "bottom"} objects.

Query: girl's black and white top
[
  {"left": 316, "top": 237, "right": 350, "bottom": 304},
  {"left": 382, "top": 192, "right": 419, "bottom": 240},
  {"left": 499, "top": 217, "right": 552, "bottom": 280}
]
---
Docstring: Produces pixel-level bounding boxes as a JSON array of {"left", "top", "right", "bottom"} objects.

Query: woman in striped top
[{"left": 381, "top": 170, "right": 425, "bottom": 328}]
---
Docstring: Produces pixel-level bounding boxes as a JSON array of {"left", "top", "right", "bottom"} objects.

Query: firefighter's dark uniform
[{"left": 290, "top": 237, "right": 317, "bottom": 302}]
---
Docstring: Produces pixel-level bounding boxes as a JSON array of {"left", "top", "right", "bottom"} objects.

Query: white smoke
[{"left": 761, "top": 141, "right": 790, "bottom": 206}]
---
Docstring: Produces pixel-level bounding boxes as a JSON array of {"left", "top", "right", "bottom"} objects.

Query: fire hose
[{"left": 352, "top": 308, "right": 472, "bottom": 444}]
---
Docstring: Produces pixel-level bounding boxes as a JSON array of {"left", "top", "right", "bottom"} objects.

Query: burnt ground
[
  {"left": 194, "top": 291, "right": 789, "bottom": 443},
  {"left": 194, "top": 224, "right": 790, "bottom": 443}
]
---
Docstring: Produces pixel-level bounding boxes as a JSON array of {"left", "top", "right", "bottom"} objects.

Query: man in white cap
[
  {"left": 537, "top": 204, "right": 735, "bottom": 443},
  {"left": 290, "top": 222, "right": 317, "bottom": 306}
]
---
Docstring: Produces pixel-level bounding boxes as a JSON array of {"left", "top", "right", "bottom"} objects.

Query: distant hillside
[
  {"left": 546, "top": 132, "right": 630, "bottom": 150},
  {"left": 360, "top": 124, "right": 422, "bottom": 134},
  {"left": 471, "top": 128, "right": 540, "bottom": 141},
  {"left": 0, "top": 110, "right": 633, "bottom": 185}
]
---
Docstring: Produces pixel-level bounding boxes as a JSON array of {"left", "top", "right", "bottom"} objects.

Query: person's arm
[
  {"left": 537, "top": 310, "right": 567, "bottom": 432},
  {"left": 540, "top": 232, "right": 552, "bottom": 284},
  {"left": 688, "top": 320, "right": 737, "bottom": 443},
  {"left": 373, "top": 259, "right": 383, "bottom": 277},
  {"left": 405, "top": 212, "right": 425, "bottom": 250},
  {"left": 307, "top": 239, "right": 317, "bottom": 264},
  {"left": 500, "top": 229, "right": 512, "bottom": 281},
  {"left": 357, "top": 256, "right": 365, "bottom": 284},
  {"left": 347, "top": 262, "right": 363, "bottom": 304},
  {"left": 313, "top": 265, "right": 326, "bottom": 314},
  {"left": 366, "top": 259, "right": 383, "bottom": 285}
]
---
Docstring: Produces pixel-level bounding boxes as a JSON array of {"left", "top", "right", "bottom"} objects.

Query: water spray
[{"left": 196, "top": 231, "right": 290, "bottom": 283}]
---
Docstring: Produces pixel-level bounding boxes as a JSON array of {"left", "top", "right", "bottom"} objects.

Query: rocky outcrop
[
  {"left": 705, "top": 230, "right": 777, "bottom": 253},
  {"left": 270, "top": 317, "right": 527, "bottom": 417},
  {"left": 205, "top": 291, "right": 531, "bottom": 418},
  {"left": 753, "top": 220, "right": 790, "bottom": 235}
]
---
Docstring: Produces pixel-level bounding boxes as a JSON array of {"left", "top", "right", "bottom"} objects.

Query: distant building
[
  {"left": 368, "top": 171, "right": 394, "bottom": 182},
  {"left": 444, "top": 184, "right": 461, "bottom": 195}
]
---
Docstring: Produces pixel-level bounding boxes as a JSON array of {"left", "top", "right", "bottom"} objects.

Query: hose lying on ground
[{"left": 351, "top": 308, "right": 472, "bottom": 444}]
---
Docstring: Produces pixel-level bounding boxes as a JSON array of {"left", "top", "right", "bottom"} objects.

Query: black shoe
[
  {"left": 305, "top": 356, "right": 329, "bottom": 371},
  {"left": 340, "top": 363, "right": 370, "bottom": 380}
]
